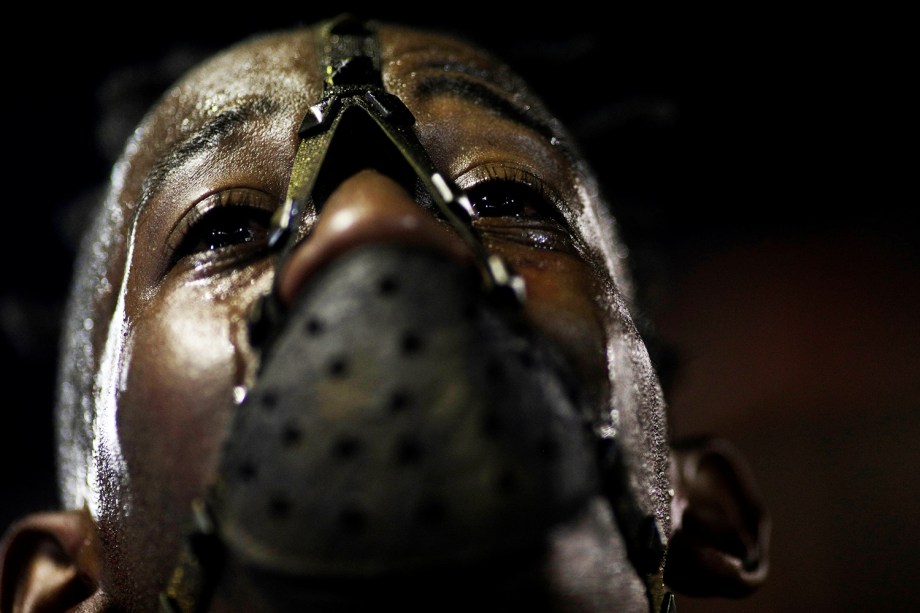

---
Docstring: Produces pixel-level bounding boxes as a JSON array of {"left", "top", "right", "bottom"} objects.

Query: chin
[{"left": 207, "top": 497, "right": 650, "bottom": 613}]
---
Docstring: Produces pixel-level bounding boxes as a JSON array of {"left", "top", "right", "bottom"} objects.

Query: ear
[
  {"left": 665, "top": 436, "right": 770, "bottom": 598},
  {"left": 1, "top": 509, "right": 105, "bottom": 612}
]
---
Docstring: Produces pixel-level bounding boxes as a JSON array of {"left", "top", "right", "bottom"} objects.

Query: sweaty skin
[{"left": 47, "top": 23, "right": 674, "bottom": 612}]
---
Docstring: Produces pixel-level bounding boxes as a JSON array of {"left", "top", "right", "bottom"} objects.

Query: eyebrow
[
  {"left": 415, "top": 74, "right": 558, "bottom": 141},
  {"left": 139, "top": 97, "right": 281, "bottom": 208}
]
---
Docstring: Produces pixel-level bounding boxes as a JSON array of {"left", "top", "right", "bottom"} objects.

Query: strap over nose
[
  {"left": 275, "top": 170, "right": 475, "bottom": 308},
  {"left": 247, "top": 13, "right": 525, "bottom": 354},
  {"left": 270, "top": 15, "right": 523, "bottom": 309}
]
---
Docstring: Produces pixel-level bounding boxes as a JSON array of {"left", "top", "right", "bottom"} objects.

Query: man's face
[{"left": 85, "top": 23, "right": 670, "bottom": 612}]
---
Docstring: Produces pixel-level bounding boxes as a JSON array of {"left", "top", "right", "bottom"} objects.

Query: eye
[
  {"left": 169, "top": 188, "right": 276, "bottom": 265},
  {"left": 467, "top": 180, "right": 563, "bottom": 223},
  {"left": 460, "top": 167, "right": 579, "bottom": 254},
  {"left": 175, "top": 207, "right": 271, "bottom": 256}
]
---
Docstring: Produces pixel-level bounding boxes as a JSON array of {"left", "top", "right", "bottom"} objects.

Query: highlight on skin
[{"left": 0, "top": 17, "right": 768, "bottom": 613}]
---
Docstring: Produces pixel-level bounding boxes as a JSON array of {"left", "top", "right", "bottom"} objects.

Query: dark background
[{"left": 1, "top": 7, "right": 915, "bottom": 611}]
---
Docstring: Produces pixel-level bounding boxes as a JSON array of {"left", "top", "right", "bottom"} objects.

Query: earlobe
[
  {"left": 0, "top": 509, "right": 104, "bottom": 612},
  {"left": 665, "top": 436, "right": 770, "bottom": 598}
]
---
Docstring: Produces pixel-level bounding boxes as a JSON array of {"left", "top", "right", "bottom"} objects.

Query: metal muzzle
[{"left": 158, "top": 15, "right": 672, "bottom": 613}]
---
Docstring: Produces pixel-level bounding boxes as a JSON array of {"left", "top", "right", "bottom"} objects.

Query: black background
[{"left": 1, "top": 6, "right": 914, "bottom": 611}]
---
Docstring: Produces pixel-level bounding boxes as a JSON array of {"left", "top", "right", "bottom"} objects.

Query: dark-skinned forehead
[
  {"left": 139, "top": 97, "right": 281, "bottom": 208},
  {"left": 379, "top": 26, "right": 560, "bottom": 141},
  {"left": 132, "top": 24, "right": 564, "bottom": 212},
  {"left": 415, "top": 74, "right": 557, "bottom": 140}
]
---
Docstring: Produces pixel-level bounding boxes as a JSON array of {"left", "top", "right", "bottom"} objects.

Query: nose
[
  {"left": 276, "top": 169, "right": 474, "bottom": 308},
  {"left": 221, "top": 166, "right": 595, "bottom": 584}
]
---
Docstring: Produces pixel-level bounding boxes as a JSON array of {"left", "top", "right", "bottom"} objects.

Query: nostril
[{"left": 276, "top": 170, "right": 474, "bottom": 307}]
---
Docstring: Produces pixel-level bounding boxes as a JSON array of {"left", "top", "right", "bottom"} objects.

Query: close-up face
[
  {"left": 69, "top": 20, "right": 671, "bottom": 612},
  {"left": 6, "top": 16, "right": 781, "bottom": 613}
]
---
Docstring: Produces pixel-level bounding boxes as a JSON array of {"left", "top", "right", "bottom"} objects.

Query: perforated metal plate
[{"left": 215, "top": 246, "right": 596, "bottom": 576}]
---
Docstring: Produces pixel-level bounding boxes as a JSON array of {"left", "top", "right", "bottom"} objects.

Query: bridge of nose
[{"left": 276, "top": 168, "right": 474, "bottom": 307}]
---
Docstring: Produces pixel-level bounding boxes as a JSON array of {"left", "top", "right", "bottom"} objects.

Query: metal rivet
[{"left": 298, "top": 103, "right": 327, "bottom": 136}]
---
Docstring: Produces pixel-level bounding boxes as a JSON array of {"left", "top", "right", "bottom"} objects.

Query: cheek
[
  {"left": 494, "top": 242, "right": 609, "bottom": 399},
  {"left": 113, "top": 286, "right": 245, "bottom": 591},
  {"left": 121, "top": 295, "right": 236, "bottom": 501}
]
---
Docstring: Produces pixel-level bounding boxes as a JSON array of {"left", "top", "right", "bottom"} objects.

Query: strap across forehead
[{"left": 320, "top": 14, "right": 383, "bottom": 86}]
